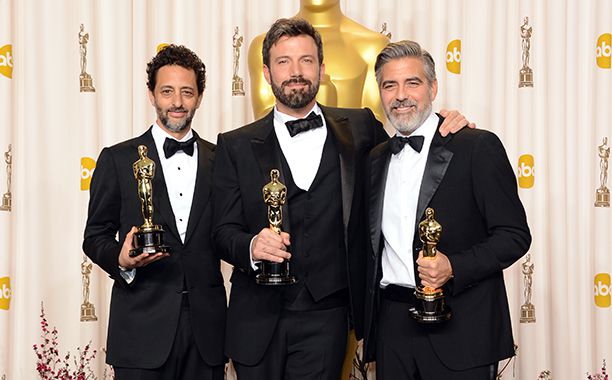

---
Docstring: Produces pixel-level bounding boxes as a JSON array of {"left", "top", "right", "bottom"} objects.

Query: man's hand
[
  {"left": 438, "top": 109, "right": 476, "bottom": 137},
  {"left": 118, "top": 226, "right": 169, "bottom": 269},
  {"left": 416, "top": 250, "right": 453, "bottom": 289},
  {"left": 252, "top": 228, "right": 291, "bottom": 263}
]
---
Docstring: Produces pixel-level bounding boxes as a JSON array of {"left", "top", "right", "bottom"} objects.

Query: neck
[{"left": 297, "top": 0, "right": 343, "bottom": 28}]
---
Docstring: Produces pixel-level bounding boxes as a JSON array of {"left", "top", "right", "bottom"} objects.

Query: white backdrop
[{"left": 0, "top": 0, "right": 611, "bottom": 379}]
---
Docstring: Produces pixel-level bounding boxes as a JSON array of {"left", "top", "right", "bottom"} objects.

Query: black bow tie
[
  {"left": 163, "top": 136, "right": 197, "bottom": 158},
  {"left": 389, "top": 135, "right": 425, "bottom": 154},
  {"left": 285, "top": 112, "right": 324, "bottom": 137}
]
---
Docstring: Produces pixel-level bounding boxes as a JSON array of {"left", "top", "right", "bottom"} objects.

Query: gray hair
[{"left": 374, "top": 40, "right": 436, "bottom": 87}]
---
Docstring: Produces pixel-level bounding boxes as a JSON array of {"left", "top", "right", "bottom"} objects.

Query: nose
[
  {"left": 289, "top": 61, "right": 302, "bottom": 77},
  {"left": 171, "top": 92, "right": 183, "bottom": 108},
  {"left": 396, "top": 84, "right": 408, "bottom": 102}
]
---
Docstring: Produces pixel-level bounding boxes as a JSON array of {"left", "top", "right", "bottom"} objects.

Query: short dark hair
[
  {"left": 262, "top": 18, "right": 323, "bottom": 67},
  {"left": 374, "top": 40, "right": 436, "bottom": 87},
  {"left": 146, "top": 44, "right": 206, "bottom": 94}
]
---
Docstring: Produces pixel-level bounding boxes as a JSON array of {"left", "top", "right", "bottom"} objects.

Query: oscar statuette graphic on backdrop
[
  {"left": 232, "top": 26, "right": 245, "bottom": 96},
  {"left": 78, "top": 23, "right": 95, "bottom": 92},
  {"left": 595, "top": 137, "right": 610, "bottom": 207},
  {"left": 80, "top": 256, "right": 97, "bottom": 322},
  {"left": 0, "top": 145, "right": 11, "bottom": 211},
  {"left": 520, "top": 253, "right": 535, "bottom": 323},
  {"left": 519, "top": 17, "right": 534, "bottom": 87}
]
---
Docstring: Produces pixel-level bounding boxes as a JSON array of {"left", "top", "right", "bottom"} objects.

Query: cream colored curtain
[{"left": 0, "top": 0, "right": 611, "bottom": 379}]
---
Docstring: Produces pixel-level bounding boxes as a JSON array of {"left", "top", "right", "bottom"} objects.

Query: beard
[
  {"left": 156, "top": 105, "right": 195, "bottom": 133},
  {"left": 385, "top": 98, "right": 432, "bottom": 136},
  {"left": 270, "top": 74, "right": 320, "bottom": 110}
]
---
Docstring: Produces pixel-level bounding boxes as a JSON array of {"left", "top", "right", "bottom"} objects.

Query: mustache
[
  {"left": 391, "top": 99, "right": 417, "bottom": 109},
  {"left": 282, "top": 76, "right": 312, "bottom": 87},
  {"left": 167, "top": 107, "right": 188, "bottom": 113}
]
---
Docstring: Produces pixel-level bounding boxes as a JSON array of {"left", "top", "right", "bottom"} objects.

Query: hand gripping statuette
[
  {"left": 409, "top": 208, "right": 452, "bottom": 323},
  {"left": 130, "top": 145, "right": 171, "bottom": 257},
  {"left": 256, "top": 169, "right": 296, "bottom": 285}
]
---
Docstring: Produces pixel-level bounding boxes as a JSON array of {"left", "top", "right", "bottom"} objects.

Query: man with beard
[
  {"left": 83, "top": 45, "right": 226, "bottom": 380},
  {"left": 212, "top": 19, "right": 471, "bottom": 380},
  {"left": 363, "top": 40, "right": 531, "bottom": 379}
]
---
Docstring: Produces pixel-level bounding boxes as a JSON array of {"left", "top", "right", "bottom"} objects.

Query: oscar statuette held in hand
[
  {"left": 256, "top": 169, "right": 296, "bottom": 285},
  {"left": 409, "top": 207, "right": 452, "bottom": 323},
  {"left": 129, "top": 145, "right": 171, "bottom": 257}
]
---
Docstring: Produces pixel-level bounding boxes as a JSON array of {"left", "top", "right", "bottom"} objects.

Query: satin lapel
[
  {"left": 324, "top": 109, "right": 355, "bottom": 231},
  {"left": 369, "top": 144, "right": 391, "bottom": 259},
  {"left": 250, "top": 112, "right": 291, "bottom": 232},
  {"left": 415, "top": 127, "right": 453, "bottom": 241},
  {"left": 184, "top": 134, "right": 213, "bottom": 245},
  {"left": 137, "top": 130, "right": 181, "bottom": 242}
]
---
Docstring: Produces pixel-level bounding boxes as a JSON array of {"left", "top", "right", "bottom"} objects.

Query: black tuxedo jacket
[
  {"left": 363, "top": 117, "right": 531, "bottom": 370},
  {"left": 212, "top": 105, "right": 387, "bottom": 365},
  {"left": 83, "top": 129, "right": 226, "bottom": 368}
]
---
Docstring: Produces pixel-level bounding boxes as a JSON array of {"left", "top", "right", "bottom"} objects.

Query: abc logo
[
  {"left": 81, "top": 157, "right": 96, "bottom": 191},
  {"left": 596, "top": 33, "right": 611, "bottom": 69},
  {"left": 518, "top": 154, "right": 535, "bottom": 189},
  {"left": 446, "top": 39, "right": 461, "bottom": 74},
  {"left": 594, "top": 273, "right": 611, "bottom": 308},
  {"left": 0, "top": 277, "right": 11, "bottom": 311},
  {"left": 0, "top": 44, "right": 13, "bottom": 79}
]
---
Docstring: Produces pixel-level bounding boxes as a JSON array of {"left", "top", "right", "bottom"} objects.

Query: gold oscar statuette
[
  {"left": 595, "top": 137, "right": 610, "bottom": 207},
  {"left": 0, "top": 144, "right": 11, "bottom": 212},
  {"left": 409, "top": 207, "right": 452, "bottom": 323},
  {"left": 256, "top": 169, "right": 296, "bottom": 285},
  {"left": 80, "top": 256, "right": 98, "bottom": 322},
  {"left": 232, "top": 26, "right": 245, "bottom": 96},
  {"left": 130, "top": 145, "right": 171, "bottom": 257},
  {"left": 79, "top": 23, "right": 95, "bottom": 92},
  {"left": 520, "top": 253, "right": 536, "bottom": 323},
  {"left": 519, "top": 16, "right": 534, "bottom": 87}
]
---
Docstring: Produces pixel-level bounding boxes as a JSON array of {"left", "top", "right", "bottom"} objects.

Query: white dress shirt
[
  {"left": 273, "top": 104, "right": 327, "bottom": 191},
  {"left": 120, "top": 123, "right": 198, "bottom": 283},
  {"left": 380, "top": 112, "right": 439, "bottom": 289},
  {"left": 151, "top": 122, "right": 198, "bottom": 243}
]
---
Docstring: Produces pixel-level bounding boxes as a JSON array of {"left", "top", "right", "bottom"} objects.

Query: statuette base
[
  {"left": 409, "top": 285, "right": 452, "bottom": 323},
  {"left": 595, "top": 187, "right": 610, "bottom": 207},
  {"left": 256, "top": 261, "right": 297, "bottom": 285},
  {"left": 520, "top": 303, "right": 536, "bottom": 323},
  {"left": 0, "top": 193, "right": 10, "bottom": 211},
  {"left": 519, "top": 67, "right": 533, "bottom": 88},
  {"left": 80, "top": 302, "right": 98, "bottom": 322},
  {"left": 130, "top": 226, "right": 171, "bottom": 257},
  {"left": 80, "top": 74, "right": 96, "bottom": 92}
]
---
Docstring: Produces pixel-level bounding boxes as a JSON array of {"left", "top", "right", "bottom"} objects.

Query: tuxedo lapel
[
  {"left": 136, "top": 130, "right": 181, "bottom": 242},
  {"left": 323, "top": 107, "right": 355, "bottom": 231},
  {"left": 184, "top": 134, "right": 213, "bottom": 245},
  {"left": 415, "top": 119, "right": 453, "bottom": 239},
  {"left": 250, "top": 112, "right": 291, "bottom": 232},
  {"left": 369, "top": 144, "right": 391, "bottom": 260}
]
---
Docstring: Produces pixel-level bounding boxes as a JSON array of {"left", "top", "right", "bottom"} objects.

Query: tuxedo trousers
[
  {"left": 233, "top": 306, "right": 348, "bottom": 380},
  {"left": 114, "top": 295, "right": 224, "bottom": 380},
  {"left": 376, "top": 291, "right": 498, "bottom": 380}
]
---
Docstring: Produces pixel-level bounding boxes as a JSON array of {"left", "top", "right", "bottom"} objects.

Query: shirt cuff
[
  {"left": 249, "top": 235, "right": 260, "bottom": 271},
  {"left": 118, "top": 266, "right": 136, "bottom": 284}
]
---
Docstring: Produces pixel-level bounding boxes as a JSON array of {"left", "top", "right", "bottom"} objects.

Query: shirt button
[
  {"left": 179, "top": 193, "right": 183, "bottom": 196},
  {"left": 178, "top": 167, "right": 181, "bottom": 170}
]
